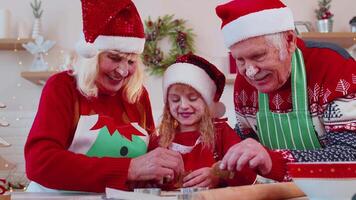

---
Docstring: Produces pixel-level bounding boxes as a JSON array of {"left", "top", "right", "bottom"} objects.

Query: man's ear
[{"left": 286, "top": 30, "right": 297, "bottom": 53}]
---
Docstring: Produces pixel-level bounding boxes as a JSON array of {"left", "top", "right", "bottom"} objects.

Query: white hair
[{"left": 264, "top": 31, "right": 290, "bottom": 61}]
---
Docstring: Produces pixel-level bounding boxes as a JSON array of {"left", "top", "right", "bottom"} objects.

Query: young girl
[{"left": 149, "top": 54, "right": 256, "bottom": 189}]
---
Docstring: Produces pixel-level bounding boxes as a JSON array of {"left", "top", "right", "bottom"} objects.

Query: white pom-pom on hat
[{"left": 211, "top": 101, "right": 226, "bottom": 119}]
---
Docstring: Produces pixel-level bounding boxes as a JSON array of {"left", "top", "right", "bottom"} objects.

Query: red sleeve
[
  {"left": 262, "top": 148, "right": 295, "bottom": 182},
  {"left": 148, "top": 134, "right": 160, "bottom": 151},
  {"left": 24, "top": 73, "right": 132, "bottom": 192},
  {"left": 215, "top": 121, "right": 257, "bottom": 186}
]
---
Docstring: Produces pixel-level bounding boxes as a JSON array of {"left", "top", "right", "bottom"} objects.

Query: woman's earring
[{"left": 173, "top": 120, "right": 179, "bottom": 129}]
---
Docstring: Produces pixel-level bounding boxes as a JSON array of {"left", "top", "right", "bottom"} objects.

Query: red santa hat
[
  {"left": 75, "top": 0, "right": 145, "bottom": 58},
  {"left": 216, "top": 0, "right": 295, "bottom": 48},
  {"left": 163, "top": 54, "right": 226, "bottom": 118}
]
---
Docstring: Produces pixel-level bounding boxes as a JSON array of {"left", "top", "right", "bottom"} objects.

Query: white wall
[{"left": 0, "top": 0, "right": 355, "bottom": 184}]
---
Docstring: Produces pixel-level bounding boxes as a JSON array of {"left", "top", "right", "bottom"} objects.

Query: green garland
[{"left": 142, "top": 15, "right": 195, "bottom": 76}]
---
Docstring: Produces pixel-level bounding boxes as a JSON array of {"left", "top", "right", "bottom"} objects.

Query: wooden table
[
  {"left": 5, "top": 188, "right": 309, "bottom": 200},
  {"left": 7, "top": 192, "right": 103, "bottom": 200}
]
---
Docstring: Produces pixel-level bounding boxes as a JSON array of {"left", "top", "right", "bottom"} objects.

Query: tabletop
[{"left": 5, "top": 192, "right": 309, "bottom": 200}]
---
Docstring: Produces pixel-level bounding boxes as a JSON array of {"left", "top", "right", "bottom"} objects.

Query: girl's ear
[{"left": 286, "top": 30, "right": 297, "bottom": 54}]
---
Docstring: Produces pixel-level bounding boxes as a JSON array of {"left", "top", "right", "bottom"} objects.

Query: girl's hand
[{"left": 182, "top": 167, "right": 219, "bottom": 188}]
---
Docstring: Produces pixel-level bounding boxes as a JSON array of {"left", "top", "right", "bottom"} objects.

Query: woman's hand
[
  {"left": 182, "top": 167, "right": 219, "bottom": 188},
  {"left": 128, "top": 147, "right": 184, "bottom": 181},
  {"left": 220, "top": 138, "right": 272, "bottom": 175}
]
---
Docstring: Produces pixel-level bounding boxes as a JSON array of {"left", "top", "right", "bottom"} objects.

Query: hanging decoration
[{"left": 142, "top": 15, "right": 195, "bottom": 76}]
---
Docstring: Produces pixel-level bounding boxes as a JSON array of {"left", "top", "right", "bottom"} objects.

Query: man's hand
[
  {"left": 220, "top": 138, "right": 272, "bottom": 175},
  {"left": 128, "top": 147, "right": 184, "bottom": 181},
  {"left": 182, "top": 167, "right": 219, "bottom": 188}
]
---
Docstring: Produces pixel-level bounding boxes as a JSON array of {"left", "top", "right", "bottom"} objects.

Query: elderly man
[{"left": 216, "top": 0, "right": 356, "bottom": 181}]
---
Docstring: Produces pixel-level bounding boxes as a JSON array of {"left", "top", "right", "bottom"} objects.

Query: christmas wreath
[{"left": 142, "top": 15, "right": 195, "bottom": 76}]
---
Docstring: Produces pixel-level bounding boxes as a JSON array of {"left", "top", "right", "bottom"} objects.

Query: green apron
[{"left": 256, "top": 49, "right": 321, "bottom": 150}]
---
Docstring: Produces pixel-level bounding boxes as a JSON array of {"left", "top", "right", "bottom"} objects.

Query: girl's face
[
  {"left": 167, "top": 84, "right": 206, "bottom": 132},
  {"left": 96, "top": 51, "right": 138, "bottom": 95}
]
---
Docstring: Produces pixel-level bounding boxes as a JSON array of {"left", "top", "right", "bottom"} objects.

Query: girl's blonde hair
[
  {"left": 72, "top": 51, "right": 144, "bottom": 103},
  {"left": 158, "top": 84, "right": 215, "bottom": 150}
]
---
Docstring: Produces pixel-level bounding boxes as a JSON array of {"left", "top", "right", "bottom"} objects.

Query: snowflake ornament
[
  {"left": 22, "top": 35, "right": 56, "bottom": 71},
  {"left": 22, "top": 36, "right": 55, "bottom": 54}
]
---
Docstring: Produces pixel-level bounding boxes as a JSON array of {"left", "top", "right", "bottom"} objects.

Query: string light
[{"left": 0, "top": 39, "right": 25, "bottom": 191}]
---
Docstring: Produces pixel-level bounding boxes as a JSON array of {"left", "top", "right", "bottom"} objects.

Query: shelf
[
  {"left": 21, "top": 71, "right": 58, "bottom": 85},
  {"left": 300, "top": 32, "right": 356, "bottom": 48},
  {"left": 0, "top": 38, "right": 34, "bottom": 50}
]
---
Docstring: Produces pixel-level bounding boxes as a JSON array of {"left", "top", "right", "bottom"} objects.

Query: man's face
[{"left": 230, "top": 36, "right": 292, "bottom": 93}]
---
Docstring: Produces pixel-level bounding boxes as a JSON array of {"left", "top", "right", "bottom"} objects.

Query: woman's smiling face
[{"left": 96, "top": 51, "right": 138, "bottom": 95}]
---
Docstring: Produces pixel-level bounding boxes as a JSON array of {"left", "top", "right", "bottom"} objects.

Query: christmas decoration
[
  {"left": 22, "top": 35, "right": 55, "bottom": 71},
  {"left": 142, "top": 15, "right": 195, "bottom": 76},
  {"left": 315, "top": 0, "right": 334, "bottom": 20},
  {"left": 30, "top": 0, "right": 43, "bottom": 39},
  {"left": 0, "top": 132, "right": 16, "bottom": 195},
  {"left": 0, "top": 103, "right": 9, "bottom": 128},
  {"left": 315, "top": 0, "right": 334, "bottom": 32}
]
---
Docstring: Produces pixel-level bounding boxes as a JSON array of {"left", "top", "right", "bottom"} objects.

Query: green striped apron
[{"left": 256, "top": 49, "right": 321, "bottom": 150}]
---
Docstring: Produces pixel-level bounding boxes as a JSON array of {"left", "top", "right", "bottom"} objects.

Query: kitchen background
[{"left": 0, "top": 0, "right": 355, "bottom": 189}]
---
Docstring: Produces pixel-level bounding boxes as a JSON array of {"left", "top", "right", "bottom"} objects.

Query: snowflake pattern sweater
[
  {"left": 233, "top": 39, "right": 356, "bottom": 181},
  {"left": 24, "top": 71, "right": 155, "bottom": 192},
  {"left": 149, "top": 120, "right": 256, "bottom": 189}
]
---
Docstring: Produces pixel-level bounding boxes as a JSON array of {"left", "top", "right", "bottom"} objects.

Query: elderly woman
[{"left": 24, "top": 0, "right": 183, "bottom": 193}]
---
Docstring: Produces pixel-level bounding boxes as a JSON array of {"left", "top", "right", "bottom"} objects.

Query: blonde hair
[
  {"left": 158, "top": 84, "right": 215, "bottom": 150},
  {"left": 73, "top": 51, "right": 145, "bottom": 103}
]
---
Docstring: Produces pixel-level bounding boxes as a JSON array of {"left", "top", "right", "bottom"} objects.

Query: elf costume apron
[
  {"left": 256, "top": 49, "right": 321, "bottom": 150},
  {"left": 27, "top": 114, "right": 149, "bottom": 192}
]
